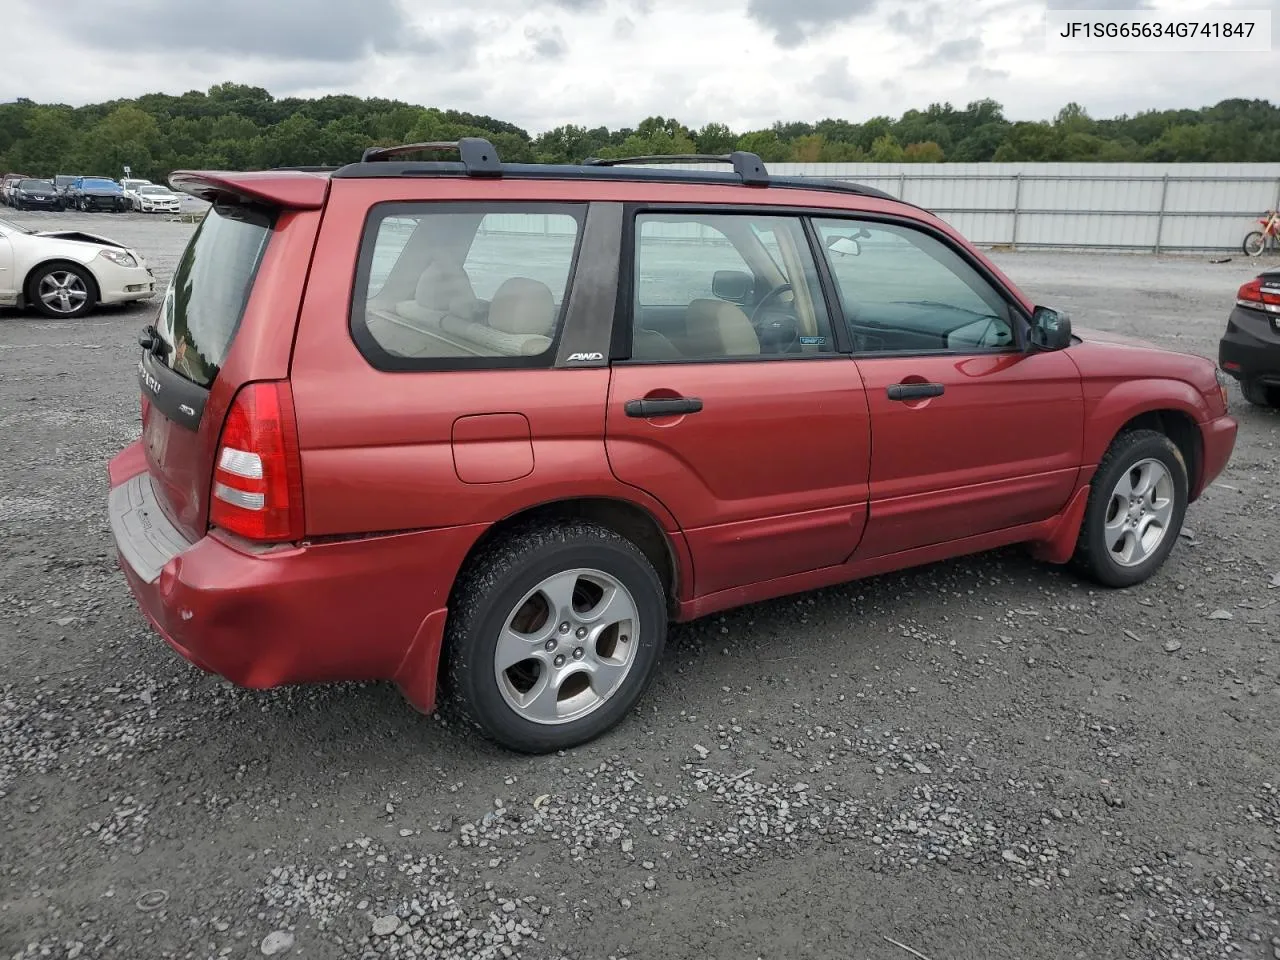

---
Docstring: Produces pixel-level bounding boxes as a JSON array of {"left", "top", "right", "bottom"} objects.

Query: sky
[{"left": 2, "top": 0, "right": 1277, "bottom": 133}]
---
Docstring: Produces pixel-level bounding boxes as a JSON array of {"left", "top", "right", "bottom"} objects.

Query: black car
[
  {"left": 10, "top": 178, "right": 65, "bottom": 211},
  {"left": 1219, "top": 270, "right": 1280, "bottom": 408},
  {"left": 66, "top": 176, "right": 129, "bottom": 212}
]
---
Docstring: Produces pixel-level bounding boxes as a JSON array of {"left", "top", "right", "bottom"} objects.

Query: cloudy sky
[{"left": 3, "top": 0, "right": 1276, "bottom": 132}]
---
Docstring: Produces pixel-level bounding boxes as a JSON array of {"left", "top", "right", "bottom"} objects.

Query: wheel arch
[
  {"left": 1106, "top": 407, "right": 1203, "bottom": 500},
  {"left": 452, "top": 496, "right": 689, "bottom": 618}
]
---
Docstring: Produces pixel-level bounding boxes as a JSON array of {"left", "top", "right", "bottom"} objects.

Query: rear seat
[{"left": 394, "top": 259, "right": 485, "bottom": 330}]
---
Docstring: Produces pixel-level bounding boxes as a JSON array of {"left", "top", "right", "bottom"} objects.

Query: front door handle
[
  {"left": 625, "top": 397, "right": 704, "bottom": 418},
  {"left": 886, "top": 382, "right": 944, "bottom": 401}
]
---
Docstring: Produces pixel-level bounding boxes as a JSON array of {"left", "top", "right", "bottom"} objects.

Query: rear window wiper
[{"left": 138, "top": 324, "right": 169, "bottom": 359}]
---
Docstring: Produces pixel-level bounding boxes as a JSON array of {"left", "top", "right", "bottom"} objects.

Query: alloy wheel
[
  {"left": 494, "top": 568, "right": 640, "bottom": 725},
  {"left": 38, "top": 271, "right": 89, "bottom": 316},
  {"left": 1104, "top": 457, "right": 1176, "bottom": 567}
]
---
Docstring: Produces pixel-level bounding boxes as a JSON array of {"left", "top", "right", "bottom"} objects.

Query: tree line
[{"left": 1, "top": 83, "right": 1277, "bottom": 183}]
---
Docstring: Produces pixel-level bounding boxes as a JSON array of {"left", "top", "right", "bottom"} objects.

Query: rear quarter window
[{"left": 350, "top": 202, "right": 585, "bottom": 370}]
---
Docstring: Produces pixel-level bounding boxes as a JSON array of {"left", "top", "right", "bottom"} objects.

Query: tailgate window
[{"left": 156, "top": 202, "right": 274, "bottom": 387}]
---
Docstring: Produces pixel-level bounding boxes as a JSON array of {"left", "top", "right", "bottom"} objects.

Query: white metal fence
[
  {"left": 655, "top": 161, "right": 1280, "bottom": 254},
  {"left": 363, "top": 162, "right": 1280, "bottom": 254}
]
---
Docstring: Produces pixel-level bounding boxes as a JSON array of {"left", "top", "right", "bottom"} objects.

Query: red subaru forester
[{"left": 107, "top": 141, "right": 1237, "bottom": 752}]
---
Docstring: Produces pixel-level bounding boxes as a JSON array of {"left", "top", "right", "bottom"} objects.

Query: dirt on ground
[{"left": 1, "top": 210, "right": 1277, "bottom": 960}]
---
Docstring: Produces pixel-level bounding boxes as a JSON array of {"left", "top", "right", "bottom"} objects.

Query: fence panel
[{"left": 654, "top": 161, "right": 1280, "bottom": 252}]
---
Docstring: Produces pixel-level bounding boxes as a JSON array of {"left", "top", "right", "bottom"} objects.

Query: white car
[
  {"left": 0, "top": 216, "right": 155, "bottom": 318},
  {"left": 119, "top": 177, "right": 152, "bottom": 206},
  {"left": 131, "top": 184, "right": 182, "bottom": 215}
]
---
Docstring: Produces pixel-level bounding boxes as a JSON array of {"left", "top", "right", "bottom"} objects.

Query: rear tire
[
  {"left": 1072, "top": 429, "right": 1188, "bottom": 588},
  {"left": 1243, "top": 231, "right": 1266, "bottom": 257},
  {"left": 444, "top": 521, "right": 667, "bottom": 753},
  {"left": 1242, "top": 379, "right": 1280, "bottom": 408}
]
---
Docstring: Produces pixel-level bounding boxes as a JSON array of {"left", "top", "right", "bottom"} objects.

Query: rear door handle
[
  {"left": 624, "top": 397, "right": 704, "bottom": 418},
  {"left": 886, "top": 382, "right": 944, "bottom": 401}
]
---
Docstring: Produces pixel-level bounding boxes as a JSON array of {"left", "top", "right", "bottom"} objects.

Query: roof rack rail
[
  {"left": 360, "top": 138, "right": 502, "bottom": 176},
  {"left": 581, "top": 152, "right": 768, "bottom": 186},
  {"left": 271, "top": 165, "right": 339, "bottom": 172}
]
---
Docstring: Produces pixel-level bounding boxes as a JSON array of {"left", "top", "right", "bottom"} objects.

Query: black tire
[
  {"left": 1243, "top": 231, "right": 1266, "bottom": 257},
  {"left": 1241, "top": 379, "right": 1279, "bottom": 408},
  {"left": 444, "top": 521, "right": 667, "bottom": 753},
  {"left": 25, "top": 262, "right": 99, "bottom": 319},
  {"left": 1073, "top": 429, "right": 1188, "bottom": 588}
]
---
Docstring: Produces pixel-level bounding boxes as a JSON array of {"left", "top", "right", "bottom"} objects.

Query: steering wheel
[
  {"left": 748, "top": 282, "right": 793, "bottom": 324},
  {"left": 747, "top": 283, "right": 800, "bottom": 352}
]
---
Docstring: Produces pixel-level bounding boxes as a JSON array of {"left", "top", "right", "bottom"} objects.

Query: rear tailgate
[{"left": 138, "top": 174, "right": 328, "bottom": 541}]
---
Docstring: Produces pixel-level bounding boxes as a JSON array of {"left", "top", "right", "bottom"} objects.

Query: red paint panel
[
  {"left": 684, "top": 505, "right": 867, "bottom": 596},
  {"left": 853, "top": 350, "right": 1084, "bottom": 557},
  {"left": 452, "top": 413, "right": 534, "bottom": 484},
  {"left": 606, "top": 359, "right": 871, "bottom": 593}
]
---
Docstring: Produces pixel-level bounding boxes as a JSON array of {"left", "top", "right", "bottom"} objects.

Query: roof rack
[
  {"left": 271, "top": 165, "right": 340, "bottom": 172},
  {"left": 582, "top": 152, "right": 768, "bottom": 186},
  {"left": 360, "top": 137, "right": 502, "bottom": 176},
  {"left": 326, "top": 151, "right": 905, "bottom": 206}
]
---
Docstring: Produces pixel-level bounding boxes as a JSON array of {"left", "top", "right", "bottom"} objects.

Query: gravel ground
[{"left": 1, "top": 209, "right": 1278, "bottom": 960}]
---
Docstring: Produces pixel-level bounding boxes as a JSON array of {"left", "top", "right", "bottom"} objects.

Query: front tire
[
  {"left": 444, "top": 522, "right": 667, "bottom": 753},
  {"left": 1072, "top": 429, "right": 1188, "bottom": 588},
  {"left": 1243, "top": 231, "right": 1266, "bottom": 257},
  {"left": 26, "top": 262, "right": 98, "bottom": 319}
]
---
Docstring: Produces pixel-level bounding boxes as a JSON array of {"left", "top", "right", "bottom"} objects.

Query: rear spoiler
[{"left": 167, "top": 170, "right": 330, "bottom": 210}]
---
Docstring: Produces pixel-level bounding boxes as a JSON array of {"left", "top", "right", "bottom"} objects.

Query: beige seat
[
  {"left": 679, "top": 299, "right": 760, "bottom": 358},
  {"left": 394, "top": 258, "right": 484, "bottom": 329},
  {"left": 437, "top": 277, "right": 558, "bottom": 357},
  {"left": 631, "top": 327, "right": 683, "bottom": 361}
]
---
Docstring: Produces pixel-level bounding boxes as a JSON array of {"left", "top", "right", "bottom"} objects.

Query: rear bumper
[
  {"left": 1219, "top": 307, "right": 1280, "bottom": 385},
  {"left": 1195, "top": 414, "right": 1237, "bottom": 499},
  {"left": 106, "top": 441, "right": 484, "bottom": 712}
]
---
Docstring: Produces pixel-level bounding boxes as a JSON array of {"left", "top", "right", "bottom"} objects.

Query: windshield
[
  {"left": 19, "top": 180, "right": 54, "bottom": 190},
  {"left": 155, "top": 203, "right": 274, "bottom": 388},
  {"left": 55, "top": 176, "right": 75, "bottom": 186},
  {"left": 0, "top": 216, "right": 33, "bottom": 235},
  {"left": 84, "top": 178, "right": 117, "bottom": 188},
  {"left": 139, "top": 185, "right": 169, "bottom": 195}
]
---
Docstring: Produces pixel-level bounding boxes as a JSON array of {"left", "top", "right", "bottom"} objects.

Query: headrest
[
  {"left": 488, "top": 278, "right": 557, "bottom": 336},
  {"left": 415, "top": 259, "right": 479, "bottom": 316}
]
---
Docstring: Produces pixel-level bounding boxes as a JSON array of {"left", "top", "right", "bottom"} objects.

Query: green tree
[
  {"left": 904, "top": 141, "right": 945, "bottom": 162},
  {"left": 868, "top": 134, "right": 906, "bottom": 162},
  {"left": 695, "top": 122, "right": 737, "bottom": 154}
]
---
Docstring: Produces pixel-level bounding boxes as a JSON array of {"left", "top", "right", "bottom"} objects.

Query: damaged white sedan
[{"left": 0, "top": 216, "right": 155, "bottom": 318}]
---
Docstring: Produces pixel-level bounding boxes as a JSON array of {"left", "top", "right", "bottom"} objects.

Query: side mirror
[
  {"left": 826, "top": 235, "right": 861, "bottom": 257},
  {"left": 1028, "top": 305, "right": 1072, "bottom": 351},
  {"left": 711, "top": 269, "right": 753, "bottom": 302}
]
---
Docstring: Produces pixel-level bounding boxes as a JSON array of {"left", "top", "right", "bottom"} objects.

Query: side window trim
[
  {"left": 808, "top": 213, "right": 1030, "bottom": 357},
  {"left": 347, "top": 200, "right": 589, "bottom": 373},
  {"left": 616, "top": 205, "right": 846, "bottom": 365}
]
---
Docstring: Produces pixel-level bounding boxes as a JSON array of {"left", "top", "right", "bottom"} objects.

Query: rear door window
[
  {"left": 350, "top": 202, "right": 585, "bottom": 369},
  {"left": 154, "top": 202, "right": 273, "bottom": 388}
]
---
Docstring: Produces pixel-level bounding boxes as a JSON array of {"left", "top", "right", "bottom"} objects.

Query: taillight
[
  {"left": 1236, "top": 278, "right": 1280, "bottom": 314},
  {"left": 210, "top": 381, "right": 304, "bottom": 542}
]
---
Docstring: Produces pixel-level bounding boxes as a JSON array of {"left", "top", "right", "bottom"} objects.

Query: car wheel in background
[
  {"left": 26, "top": 262, "right": 98, "bottom": 319},
  {"left": 444, "top": 521, "right": 668, "bottom": 753},
  {"left": 1072, "top": 429, "right": 1188, "bottom": 588},
  {"left": 1241, "top": 379, "right": 1279, "bottom": 408}
]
